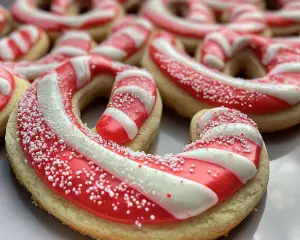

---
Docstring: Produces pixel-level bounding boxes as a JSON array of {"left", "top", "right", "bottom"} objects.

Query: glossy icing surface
[
  {"left": 91, "top": 16, "right": 152, "bottom": 62},
  {"left": 0, "top": 25, "right": 41, "bottom": 61},
  {"left": 17, "top": 55, "right": 261, "bottom": 225},
  {"left": 200, "top": 28, "right": 300, "bottom": 70},
  {"left": 1, "top": 31, "right": 93, "bottom": 81},
  {"left": 149, "top": 32, "right": 300, "bottom": 114}
]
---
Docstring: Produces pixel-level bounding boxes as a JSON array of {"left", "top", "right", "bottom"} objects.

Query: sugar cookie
[
  {"left": 143, "top": 31, "right": 300, "bottom": 132},
  {"left": 6, "top": 71, "right": 268, "bottom": 240}
]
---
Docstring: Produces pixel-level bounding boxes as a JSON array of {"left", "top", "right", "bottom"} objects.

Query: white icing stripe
[
  {"left": 70, "top": 57, "right": 91, "bottom": 88},
  {"left": 11, "top": 32, "right": 29, "bottom": 53},
  {"left": 136, "top": 18, "right": 152, "bottom": 30},
  {"left": 228, "top": 22, "right": 265, "bottom": 32},
  {"left": 190, "top": 2, "right": 210, "bottom": 12},
  {"left": 37, "top": 74, "right": 218, "bottom": 219},
  {"left": 231, "top": 5, "right": 255, "bottom": 19},
  {"left": 269, "top": 10, "right": 300, "bottom": 20},
  {"left": 144, "top": 0, "right": 220, "bottom": 33},
  {"left": 237, "top": 12, "right": 264, "bottom": 21},
  {"left": 201, "top": 123, "right": 263, "bottom": 148},
  {"left": 0, "top": 77, "right": 11, "bottom": 95},
  {"left": 0, "top": 39, "right": 14, "bottom": 60},
  {"left": 116, "top": 69, "right": 153, "bottom": 83},
  {"left": 15, "top": 0, "right": 116, "bottom": 28},
  {"left": 202, "top": 0, "right": 232, "bottom": 10},
  {"left": 232, "top": 36, "right": 250, "bottom": 54},
  {"left": 270, "top": 62, "right": 300, "bottom": 74},
  {"left": 203, "top": 54, "right": 224, "bottom": 70},
  {"left": 197, "top": 107, "right": 228, "bottom": 134},
  {"left": 15, "top": 62, "right": 61, "bottom": 80},
  {"left": 177, "top": 148, "right": 257, "bottom": 184},
  {"left": 188, "top": 14, "right": 207, "bottom": 22},
  {"left": 206, "top": 32, "right": 231, "bottom": 57},
  {"left": 113, "top": 86, "right": 155, "bottom": 113},
  {"left": 118, "top": 27, "right": 146, "bottom": 47},
  {"left": 153, "top": 39, "right": 300, "bottom": 104},
  {"left": 92, "top": 46, "right": 127, "bottom": 60},
  {"left": 53, "top": 46, "right": 88, "bottom": 56},
  {"left": 59, "top": 31, "right": 91, "bottom": 41},
  {"left": 102, "top": 107, "right": 138, "bottom": 140},
  {"left": 23, "top": 25, "right": 39, "bottom": 42},
  {"left": 263, "top": 44, "right": 287, "bottom": 65}
]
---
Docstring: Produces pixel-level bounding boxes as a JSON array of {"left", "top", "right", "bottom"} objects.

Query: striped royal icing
[
  {"left": 17, "top": 68, "right": 262, "bottom": 225},
  {"left": 0, "top": 25, "right": 41, "bottom": 61},
  {"left": 11, "top": 0, "right": 119, "bottom": 32},
  {"left": 91, "top": 16, "right": 153, "bottom": 62},
  {"left": 141, "top": 0, "right": 266, "bottom": 41},
  {"left": 0, "top": 30, "right": 93, "bottom": 81}
]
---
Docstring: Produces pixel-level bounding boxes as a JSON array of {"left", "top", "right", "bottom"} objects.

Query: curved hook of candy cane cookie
[
  {"left": 1, "top": 30, "right": 95, "bottom": 81},
  {"left": 11, "top": 0, "right": 123, "bottom": 41},
  {"left": 197, "top": 28, "right": 300, "bottom": 71},
  {"left": 91, "top": 16, "right": 152, "bottom": 66},
  {"left": 141, "top": 0, "right": 267, "bottom": 52},
  {"left": 142, "top": 32, "right": 300, "bottom": 132},
  {"left": 7, "top": 59, "right": 268, "bottom": 238}
]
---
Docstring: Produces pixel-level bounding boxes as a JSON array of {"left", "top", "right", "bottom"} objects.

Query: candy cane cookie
[
  {"left": 0, "top": 24, "right": 49, "bottom": 62},
  {"left": 141, "top": 0, "right": 268, "bottom": 52},
  {"left": 91, "top": 16, "right": 152, "bottom": 66},
  {"left": 11, "top": 0, "right": 123, "bottom": 41},
  {"left": 1, "top": 30, "right": 95, "bottom": 81},
  {"left": 264, "top": 0, "right": 300, "bottom": 36},
  {"left": 143, "top": 31, "right": 300, "bottom": 132},
  {"left": 5, "top": 53, "right": 268, "bottom": 239}
]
